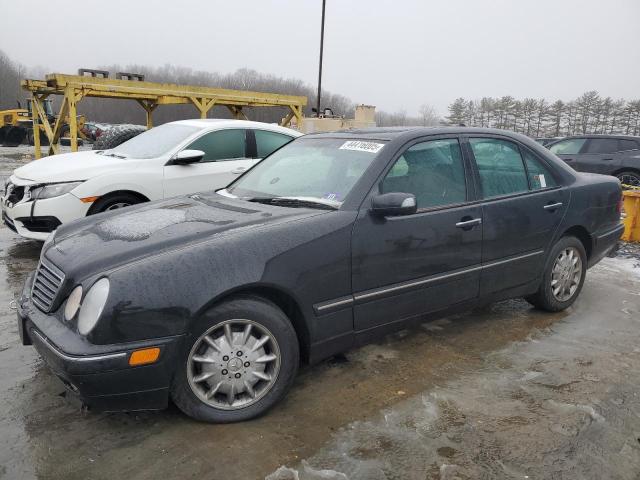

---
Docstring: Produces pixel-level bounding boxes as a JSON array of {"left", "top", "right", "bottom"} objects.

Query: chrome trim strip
[
  {"left": 317, "top": 249, "right": 546, "bottom": 310},
  {"left": 481, "top": 250, "right": 544, "bottom": 270},
  {"left": 31, "top": 330, "right": 127, "bottom": 363},
  {"left": 354, "top": 264, "right": 483, "bottom": 302},
  {"left": 314, "top": 296, "right": 354, "bottom": 314}
]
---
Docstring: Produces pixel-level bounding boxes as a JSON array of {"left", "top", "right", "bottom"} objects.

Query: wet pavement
[{"left": 1, "top": 146, "right": 640, "bottom": 479}]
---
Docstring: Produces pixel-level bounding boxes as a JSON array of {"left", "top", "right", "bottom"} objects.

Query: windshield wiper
[{"left": 247, "top": 197, "right": 339, "bottom": 210}]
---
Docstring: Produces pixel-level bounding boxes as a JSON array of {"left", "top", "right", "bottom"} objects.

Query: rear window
[
  {"left": 619, "top": 139, "right": 639, "bottom": 151},
  {"left": 585, "top": 138, "right": 619, "bottom": 154}
]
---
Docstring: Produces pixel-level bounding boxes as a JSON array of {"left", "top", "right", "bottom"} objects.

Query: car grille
[{"left": 31, "top": 259, "right": 65, "bottom": 312}]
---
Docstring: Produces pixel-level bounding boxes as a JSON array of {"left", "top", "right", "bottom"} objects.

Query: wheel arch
[
  {"left": 201, "top": 284, "right": 311, "bottom": 365},
  {"left": 559, "top": 225, "right": 593, "bottom": 260},
  {"left": 86, "top": 190, "right": 150, "bottom": 215},
  {"left": 612, "top": 166, "right": 640, "bottom": 177}
]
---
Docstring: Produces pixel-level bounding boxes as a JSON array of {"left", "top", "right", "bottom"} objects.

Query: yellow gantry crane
[{"left": 21, "top": 70, "right": 307, "bottom": 158}]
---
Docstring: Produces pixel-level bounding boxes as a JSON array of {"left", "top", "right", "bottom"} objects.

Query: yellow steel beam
[
  {"left": 22, "top": 74, "right": 306, "bottom": 108},
  {"left": 31, "top": 95, "right": 59, "bottom": 158},
  {"left": 136, "top": 99, "right": 158, "bottom": 128},
  {"left": 21, "top": 73, "right": 307, "bottom": 157},
  {"left": 31, "top": 94, "right": 42, "bottom": 157}
]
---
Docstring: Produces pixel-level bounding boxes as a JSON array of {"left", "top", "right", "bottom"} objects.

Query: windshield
[
  {"left": 226, "top": 137, "right": 386, "bottom": 205},
  {"left": 109, "top": 123, "right": 200, "bottom": 159}
]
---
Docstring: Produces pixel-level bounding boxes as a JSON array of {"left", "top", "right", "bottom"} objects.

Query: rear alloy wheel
[
  {"left": 550, "top": 247, "right": 583, "bottom": 302},
  {"left": 525, "top": 236, "right": 587, "bottom": 312},
  {"left": 616, "top": 171, "right": 640, "bottom": 188},
  {"left": 171, "top": 296, "right": 299, "bottom": 423}
]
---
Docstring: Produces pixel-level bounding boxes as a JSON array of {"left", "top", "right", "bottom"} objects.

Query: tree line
[
  {"left": 446, "top": 92, "right": 640, "bottom": 138},
  {"left": 1, "top": 49, "right": 429, "bottom": 127}
]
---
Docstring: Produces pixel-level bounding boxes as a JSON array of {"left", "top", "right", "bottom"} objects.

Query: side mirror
[
  {"left": 172, "top": 149, "right": 205, "bottom": 165},
  {"left": 370, "top": 192, "right": 417, "bottom": 217}
]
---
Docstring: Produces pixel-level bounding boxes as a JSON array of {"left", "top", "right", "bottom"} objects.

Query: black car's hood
[{"left": 45, "top": 193, "right": 327, "bottom": 279}]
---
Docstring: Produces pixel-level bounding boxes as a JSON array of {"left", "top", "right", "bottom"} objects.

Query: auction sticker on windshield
[{"left": 339, "top": 140, "right": 385, "bottom": 153}]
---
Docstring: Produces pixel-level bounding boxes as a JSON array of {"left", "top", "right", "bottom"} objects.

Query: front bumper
[
  {"left": 18, "top": 280, "right": 183, "bottom": 412},
  {"left": 1, "top": 192, "right": 90, "bottom": 241}
]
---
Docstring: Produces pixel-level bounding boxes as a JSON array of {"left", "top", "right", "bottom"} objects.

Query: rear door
[
  {"left": 468, "top": 136, "right": 568, "bottom": 296},
  {"left": 576, "top": 138, "right": 622, "bottom": 174},
  {"left": 163, "top": 129, "right": 253, "bottom": 197},
  {"left": 351, "top": 136, "right": 482, "bottom": 332}
]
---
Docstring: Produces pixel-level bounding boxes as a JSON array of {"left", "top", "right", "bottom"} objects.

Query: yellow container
[{"left": 622, "top": 190, "right": 640, "bottom": 242}]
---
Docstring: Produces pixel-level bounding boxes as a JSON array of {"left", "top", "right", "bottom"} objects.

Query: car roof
[
  {"left": 169, "top": 119, "right": 302, "bottom": 136},
  {"left": 554, "top": 134, "right": 640, "bottom": 140},
  {"left": 302, "top": 126, "right": 538, "bottom": 142}
]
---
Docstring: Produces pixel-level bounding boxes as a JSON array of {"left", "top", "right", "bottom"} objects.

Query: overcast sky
[{"left": 1, "top": 0, "right": 638, "bottom": 115}]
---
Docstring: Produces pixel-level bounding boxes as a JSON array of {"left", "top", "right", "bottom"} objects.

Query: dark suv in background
[{"left": 547, "top": 135, "right": 640, "bottom": 186}]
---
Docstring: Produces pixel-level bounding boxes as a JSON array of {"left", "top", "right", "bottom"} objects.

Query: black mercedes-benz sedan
[{"left": 17, "top": 127, "right": 624, "bottom": 422}]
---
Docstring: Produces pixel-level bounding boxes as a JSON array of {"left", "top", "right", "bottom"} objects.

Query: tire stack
[{"left": 92, "top": 124, "right": 146, "bottom": 150}]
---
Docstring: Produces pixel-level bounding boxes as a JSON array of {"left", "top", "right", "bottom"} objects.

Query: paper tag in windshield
[{"left": 339, "top": 141, "right": 385, "bottom": 153}]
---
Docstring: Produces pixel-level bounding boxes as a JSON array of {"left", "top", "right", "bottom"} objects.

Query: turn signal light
[
  {"left": 80, "top": 196, "right": 100, "bottom": 203},
  {"left": 129, "top": 347, "right": 160, "bottom": 366}
]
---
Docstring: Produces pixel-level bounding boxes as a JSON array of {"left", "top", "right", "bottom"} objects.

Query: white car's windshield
[
  {"left": 226, "top": 137, "right": 386, "bottom": 206},
  {"left": 109, "top": 123, "right": 200, "bottom": 159}
]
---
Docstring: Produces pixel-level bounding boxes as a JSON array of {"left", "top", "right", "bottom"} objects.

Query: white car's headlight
[
  {"left": 30, "top": 181, "right": 83, "bottom": 200},
  {"left": 64, "top": 285, "right": 83, "bottom": 321},
  {"left": 77, "top": 278, "right": 110, "bottom": 336}
]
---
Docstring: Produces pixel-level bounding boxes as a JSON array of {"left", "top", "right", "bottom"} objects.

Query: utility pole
[{"left": 316, "top": 0, "right": 326, "bottom": 117}]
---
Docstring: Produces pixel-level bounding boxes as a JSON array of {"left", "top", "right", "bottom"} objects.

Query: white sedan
[{"left": 2, "top": 119, "right": 301, "bottom": 240}]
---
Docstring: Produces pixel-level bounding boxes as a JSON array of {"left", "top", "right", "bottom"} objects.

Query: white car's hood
[{"left": 13, "top": 150, "right": 132, "bottom": 184}]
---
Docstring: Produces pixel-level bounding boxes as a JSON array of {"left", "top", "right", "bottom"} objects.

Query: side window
[
  {"left": 470, "top": 138, "right": 528, "bottom": 198},
  {"left": 255, "top": 130, "right": 293, "bottom": 158},
  {"left": 381, "top": 139, "right": 466, "bottom": 209},
  {"left": 185, "top": 129, "right": 246, "bottom": 162},
  {"left": 549, "top": 138, "right": 587, "bottom": 155},
  {"left": 585, "top": 138, "right": 618, "bottom": 154},
  {"left": 523, "top": 149, "right": 558, "bottom": 190},
  {"left": 619, "top": 139, "right": 639, "bottom": 152}
]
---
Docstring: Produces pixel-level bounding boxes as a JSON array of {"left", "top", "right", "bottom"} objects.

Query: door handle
[
  {"left": 455, "top": 218, "right": 482, "bottom": 229},
  {"left": 602, "top": 158, "right": 613, "bottom": 161},
  {"left": 543, "top": 202, "right": 563, "bottom": 211},
  {"left": 231, "top": 167, "right": 248, "bottom": 174}
]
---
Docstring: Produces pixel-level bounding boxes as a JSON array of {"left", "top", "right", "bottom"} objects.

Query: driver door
[
  {"left": 351, "top": 137, "right": 482, "bottom": 332},
  {"left": 163, "top": 129, "right": 254, "bottom": 198}
]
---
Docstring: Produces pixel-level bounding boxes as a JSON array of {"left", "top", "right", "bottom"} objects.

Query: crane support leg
[{"left": 136, "top": 100, "right": 158, "bottom": 128}]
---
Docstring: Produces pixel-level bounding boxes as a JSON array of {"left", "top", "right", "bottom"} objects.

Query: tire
[
  {"left": 525, "top": 235, "right": 587, "bottom": 312},
  {"left": 171, "top": 296, "right": 299, "bottom": 423},
  {"left": 92, "top": 124, "right": 145, "bottom": 150},
  {"left": 87, "top": 192, "right": 143, "bottom": 214},
  {"left": 27, "top": 129, "right": 50, "bottom": 146},
  {"left": 0, "top": 126, "right": 8, "bottom": 144},
  {"left": 3, "top": 127, "right": 27, "bottom": 147},
  {"left": 616, "top": 171, "right": 640, "bottom": 188}
]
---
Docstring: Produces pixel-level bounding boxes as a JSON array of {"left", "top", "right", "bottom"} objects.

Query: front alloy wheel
[
  {"left": 187, "top": 319, "right": 281, "bottom": 410},
  {"left": 171, "top": 296, "right": 299, "bottom": 423}
]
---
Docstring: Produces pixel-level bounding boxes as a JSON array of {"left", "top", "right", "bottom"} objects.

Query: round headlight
[
  {"left": 77, "top": 278, "right": 110, "bottom": 336},
  {"left": 64, "top": 285, "right": 83, "bottom": 321}
]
